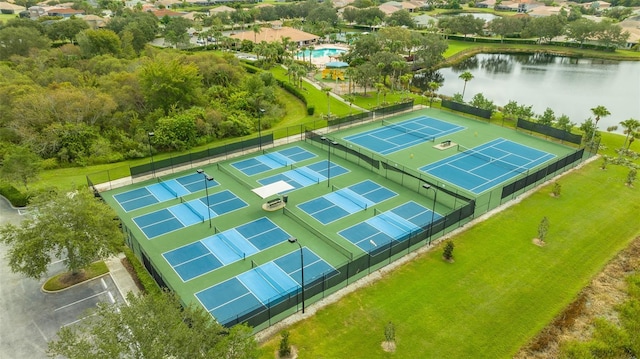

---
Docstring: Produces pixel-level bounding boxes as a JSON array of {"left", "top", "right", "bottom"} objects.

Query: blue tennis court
[
  {"left": 344, "top": 116, "right": 464, "bottom": 155},
  {"left": 298, "top": 180, "right": 397, "bottom": 224},
  {"left": 258, "top": 161, "right": 349, "bottom": 191},
  {"left": 114, "top": 173, "right": 220, "bottom": 212},
  {"left": 231, "top": 146, "right": 317, "bottom": 176},
  {"left": 196, "top": 247, "right": 338, "bottom": 325},
  {"left": 132, "top": 190, "right": 248, "bottom": 239},
  {"left": 420, "top": 138, "right": 556, "bottom": 194},
  {"left": 163, "top": 218, "right": 291, "bottom": 281},
  {"left": 339, "top": 201, "right": 440, "bottom": 254}
]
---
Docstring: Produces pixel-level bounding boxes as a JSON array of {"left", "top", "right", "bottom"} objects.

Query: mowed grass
[{"left": 259, "top": 156, "right": 640, "bottom": 357}]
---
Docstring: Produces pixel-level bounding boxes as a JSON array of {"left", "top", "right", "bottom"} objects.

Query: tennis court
[
  {"left": 114, "top": 173, "right": 219, "bottom": 212},
  {"left": 195, "top": 247, "right": 338, "bottom": 326},
  {"left": 344, "top": 116, "right": 465, "bottom": 155},
  {"left": 163, "top": 218, "right": 291, "bottom": 281},
  {"left": 132, "top": 190, "right": 247, "bottom": 239},
  {"left": 298, "top": 180, "right": 397, "bottom": 224},
  {"left": 258, "top": 161, "right": 349, "bottom": 190},
  {"left": 420, "top": 138, "right": 556, "bottom": 194},
  {"left": 339, "top": 201, "right": 440, "bottom": 254},
  {"left": 231, "top": 146, "right": 317, "bottom": 176}
]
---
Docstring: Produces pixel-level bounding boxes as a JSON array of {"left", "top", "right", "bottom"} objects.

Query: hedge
[
  {"left": 122, "top": 246, "right": 162, "bottom": 297},
  {"left": 276, "top": 79, "right": 308, "bottom": 105}
]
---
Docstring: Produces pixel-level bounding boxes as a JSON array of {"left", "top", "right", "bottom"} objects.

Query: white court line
[{"left": 54, "top": 291, "right": 107, "bottom": 312}]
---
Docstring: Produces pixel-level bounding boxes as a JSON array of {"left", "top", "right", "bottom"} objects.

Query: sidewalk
[{"left": 104, "top": 253, "right": 140, "bottom": 303}]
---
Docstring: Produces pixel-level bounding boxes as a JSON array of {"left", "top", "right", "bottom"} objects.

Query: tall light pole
[
  {"left": 288, "top": 237, "right": 305, "bottom": 314},
  {"left": 258, "top": 108, "right": 265, "bottom": 150},
  {"left": 197, "top": 169, "right": 214, "bottom": 228},
  {"left": 321, "top": 136, "right": 338, "bottom": 187},
  {"left": 422, "top": 184, "right": 438, "bottom": 246},
  {"left": 147, "top": 132, "right": 155, "bottom": 177}
]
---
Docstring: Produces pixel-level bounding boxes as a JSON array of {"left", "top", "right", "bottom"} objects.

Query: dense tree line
[
  {"left": 0, "top": 15, "right": 284, "bottom": 169},
  {"left": 437, "top": 13, "right": 630, "bottom": 48}
]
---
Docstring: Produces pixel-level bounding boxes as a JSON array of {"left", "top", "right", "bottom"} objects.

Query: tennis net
[
  {"left": 378, "top": 213, "right": 416, "bottom": 234},
  {"left": 183, "top": 200, "right": 205, "bottom": 222},
  {"left": 291, "top": 165, "right": 320, "bottom": 184},
  {"left": 456, "top": 144, "right": 529, "bottom": 174},
  {"left": 283, "top": 208, "right": 353, "bottom": 260},
  {"left": 332, "top": 185, "right": 367, "bottom": 210},
  {"left": 218, "top": 232, "right": 244, "bottom": 259},
  {"left": 217, "top": 163, "right": 254, "bottom": 190},
  {"left": 263, "top": 151, "right": 288, "bottom": 166},
  {"left": 382, "top": 120, "right": 435, "bottom": 142},
  {"left": 255, "top": 266, "right": 286, "bottom": 293},
  {"left": 158, "top": 179, "right": 178, "bottom": 198}
]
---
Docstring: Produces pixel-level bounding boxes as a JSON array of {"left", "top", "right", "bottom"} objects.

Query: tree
[
  {"left": 387, "top": 10, "right": 415, "bottom": 28},
  {"left": 44, "top": 18, "right": 89, "bottom": 44},
  {"left": 619, "top": 118, "right": 640, "bottom": 150},
  {"left": 469, "top": 93, "right": 496, "bottom": 111},
  {"left": 427, "top": 81, "right": 442, "bottom": 107},
  {"left": 279, "top": 331, "right": 291, "bottom": 357},
  {"left": 354, "top": 62, "right": 378, "bottom": 95},
  {"left": 77, "top": 29, "right": 122, "bottom": 58},
  {"left": 596, "top": 20, "right": 630, "bottom": 50},
  {"left": 552, "top": 182, "right": 562, "bottom": 197},
  {"left": 0, "top": 146, "right": 42, "bottom": 190},
  {"left": 538, "top": 107, "right": 556, "bottom": 126},
  {"left": 626, "top": 168, "right": 637, "bottom": 187},
  {"left": 48, "top": 291, "right": 259, "bottom": 359},
  {"left": 443, "top": 241, "right": 455, "bottom": 261},
  {"left": 556, "top": 114, "right": 575, "bottom": 133},
  {"left": 0, "top": 26, "right": 50, "bottom": 60},
  {"left": 0, "top": 188, "right": 122, "bottom": 279},
  {"left": 590, "top": 105, "right": 611, "bottom": 145},
  {"left": 459, "top": 71, "right": 474, "bottom": 101},
  {"left": 489, "top": 16, "right": 525, "bottom": 42},
  {"left": 384, "top": 321, "right": 396, "bottom": 342},
  {"left": 565, "top": 18, "right": 598, "bottom": 47},
  {"left": 522, "top": 15, "right": 566, "bottom": 43},
  {"left": 163, "top": 17, "right": 193, "bottom": 49},
  {"left": 139, "top": 57, "right": 202, "bottom": 115},
  {"left": 537, "top": 216, "right": 549, "bottom": 242}
]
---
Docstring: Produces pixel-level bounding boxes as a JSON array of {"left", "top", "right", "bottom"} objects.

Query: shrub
[
  {"left": 307, "top": 105, "right": 315, "bottom": 115},
  {"left": 279, "top": 330, "right": 291, "bottom": 357},
  {"left": 122, "top": 246, "right": 162, "bottom": 296},
  {"left": 443, "top": 241, "right": 455, "bottom": 261},
  {"left": 0, "top": 182, "right": 29, "bottom": 207}
]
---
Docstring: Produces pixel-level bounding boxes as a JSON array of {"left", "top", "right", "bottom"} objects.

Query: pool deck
[{"left": 296, "top": 43, "right": 350, "bottom": 67}]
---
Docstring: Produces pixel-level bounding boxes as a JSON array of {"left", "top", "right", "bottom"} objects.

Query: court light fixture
[
  {"left": 288, "top": 237, "right": 305, "bottom": 314},
  {"left": 147, "top": 132, "right": 155, "bottom": 177},
  {"left": 197, "top": 169, "right": 214, "bottom": 228}
]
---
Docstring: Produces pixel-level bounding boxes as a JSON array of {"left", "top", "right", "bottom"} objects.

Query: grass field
[{"left": 257, "top": 134, "right": 640, "bottom": 357}]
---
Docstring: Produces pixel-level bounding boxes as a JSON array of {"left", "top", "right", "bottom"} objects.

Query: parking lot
[{"left": 0, "top": 198, "right": 126, "bottom": 359}]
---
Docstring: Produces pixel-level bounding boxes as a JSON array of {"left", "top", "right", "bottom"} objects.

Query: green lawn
[{"left": 258, "top": 133, "right": 640, "bottom": 358}]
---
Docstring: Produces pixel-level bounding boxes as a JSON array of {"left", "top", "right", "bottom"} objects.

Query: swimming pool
[{"left": 296, "top": 47, "right": 346, "bottom": 59}]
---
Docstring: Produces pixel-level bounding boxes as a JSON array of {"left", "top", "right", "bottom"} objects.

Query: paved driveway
[{"left": 0, "top": 197, "right": 125, "bottom": 358}]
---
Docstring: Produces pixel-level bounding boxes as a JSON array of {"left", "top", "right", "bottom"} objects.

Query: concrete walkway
[{"left": 104, "top": 253, "right": 140, "bottom": 303}]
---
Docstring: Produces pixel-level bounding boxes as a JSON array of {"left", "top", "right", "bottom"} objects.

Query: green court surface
[{"left": 101, "top": 107, "right": 581, "bottom": 329}]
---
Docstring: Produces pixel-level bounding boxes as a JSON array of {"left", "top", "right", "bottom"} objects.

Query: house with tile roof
[{"left": 230, "top": 25, "right": 319, "bottom": 47}]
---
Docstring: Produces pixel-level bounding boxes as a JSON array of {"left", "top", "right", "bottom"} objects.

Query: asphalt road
[{"left": 0, "top": 197, "right": 125, "bottom": 358}]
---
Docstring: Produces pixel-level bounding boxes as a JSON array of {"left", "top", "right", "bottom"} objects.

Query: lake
[{"left": 431, "top": 53, "right": 640, "bottom": 132}]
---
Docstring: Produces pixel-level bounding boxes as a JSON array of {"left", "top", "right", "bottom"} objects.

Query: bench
[{"left": 267, "top": 198, "right": 282, "bottom": 208}]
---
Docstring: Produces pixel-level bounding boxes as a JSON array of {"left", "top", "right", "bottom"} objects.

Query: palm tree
[
  {"left": 307, "top": 45, "right": 315, "bottom": 66},
  {"left": 322, "top": 87, "right": 332, "bottom": 118},
  {"left": 252, "top": 24, "right": 261, "bottom": 44},
  {"left": 459, "top": 71, "right": 474, "bottom": 101},
  {"left": 428, "top": 81, "right": 442, "bottom": 107},
  {"left": 590, "top": 105, "right": 611, "bottom": 145},
  {"left": 619, "top": 118, "right": 640, "bottom": 149},
  {"left": 375, "top": 82, "right": 385, "bottom": 107}
]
